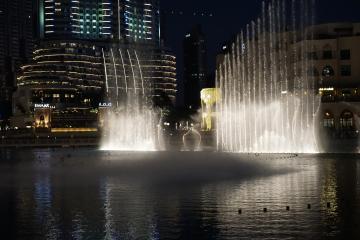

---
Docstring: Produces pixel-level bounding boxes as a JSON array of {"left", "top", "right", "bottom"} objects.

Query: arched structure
[{"left": 340, "top": 110, "right": 354, "bottom": 129}]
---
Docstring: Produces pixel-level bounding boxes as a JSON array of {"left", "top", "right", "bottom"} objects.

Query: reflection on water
[{"left": 0, "top": 150, "right": 360, "bottom": 239}]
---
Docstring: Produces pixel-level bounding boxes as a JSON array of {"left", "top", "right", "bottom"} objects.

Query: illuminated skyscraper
[
  {"left": 40, "top": 0, "right": 113, "bottom": 40},
  {"left": 117, "top": 0, "right": 160, "bottom": 44},
  {"left": 39, "top": 0, "right": 160, "bottom": 45},
  {"left": 10, "top": 0, "right": 172, "bottom": 128}
]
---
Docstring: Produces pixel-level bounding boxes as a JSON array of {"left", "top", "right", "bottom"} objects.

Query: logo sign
[
  {"left": 34, "top": 103, "right": 56, "bottom": 109},
  {"left": 99, "top": 102, "right": 112, "bottom": 108}
]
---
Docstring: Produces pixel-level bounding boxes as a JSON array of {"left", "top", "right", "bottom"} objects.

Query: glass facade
[
  {"left": 41, "top": 0, "right": 160, "bottom": 44},
  {"left": 17, "top": 41, "right": 105, "bottom": 108},
  {"left": 102, "top": 45, "right": 176, "bottom": 104},
  {"left": 119, "top": 0, "right": 160, "bottom": 44},
  {"left": 42, "top": 0, "right": 113, "bottom": 39}
]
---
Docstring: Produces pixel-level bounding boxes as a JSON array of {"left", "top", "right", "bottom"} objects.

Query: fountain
[
  {"left": 100, "top": 47, "right": 162, "bottom": 151},
  {"left": 216, "top": 0, "right": 320, "bottom": 153},
  {"left": 183, "top": 127, "right": 202, "bottom": 151}
]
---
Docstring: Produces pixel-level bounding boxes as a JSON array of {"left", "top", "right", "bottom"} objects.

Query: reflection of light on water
[
  {"left": 33, "top": 149, "right": 52, "bottom": 169},
  {"left": 72, "top": 213, "right": 86, "bottom": 239},
  {"left": 320, "top": 161, "right": 339, "bottom": 217},
  {"left": 101, "top": 178, "right": 160, "bottom": 239},
  {"left": 4, "top": 149, "right": 360, "bottom": 239},
  {"left": 34, "top": 173, "right": 60, "bottom": 239},
  {"left": 101, "top": 177, "right": 118, "bottom": 240},
  {"left": 213, "top": 157, "right": 320, "bottom": 233}
]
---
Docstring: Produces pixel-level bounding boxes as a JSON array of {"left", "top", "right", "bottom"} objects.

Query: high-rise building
[
  {"left": 10, "top": 0, "right": 175, "bottom": 129},
  {"left": 102, "top": 44, "right": 177, "bottom": 105},
  {"left": 118, "top": 0, "right": 161, "bottom": 44},
  {"left": 40, "top": 0, "right": 113, "bottom": 40},
  {"left": 183, "top": 25, "right": 207, "bottom": 110},
  {"left": 0, "top": 0, "right": 36, "bottom": 120},
  {"left": 40, "top": 0, "right": 160, "bottom": 45},
  {"left": 13, "top": 40, "right": 177, "bottom": 129}
]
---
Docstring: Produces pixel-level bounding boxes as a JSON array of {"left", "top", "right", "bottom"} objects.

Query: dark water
[{"left": 0, "top": 149, "right": 359, "bottom": 240}]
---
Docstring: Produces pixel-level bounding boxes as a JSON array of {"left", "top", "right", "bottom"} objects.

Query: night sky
[{"left": 161, "top": 0, "right": 360, "bottom": 106}]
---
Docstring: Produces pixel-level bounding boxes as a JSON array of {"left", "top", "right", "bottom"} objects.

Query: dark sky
[{"left": 161, "top": 0, "right": 360, "bottom": 106}]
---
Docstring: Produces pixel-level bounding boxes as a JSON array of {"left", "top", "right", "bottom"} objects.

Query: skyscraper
[
  {"left": 183, "top": 25, "right": 208, "bottom": 110},
  {"left": 40, "top": 0, "right": 160, "bottom": 45},
  {"left": 40, "top": 0, "right": 113, "bottom": 40},
  {"left": 0, "top": 0, "right": 36, "bottom": 119},
  {"left": 118, "top": 0, "right": 161, "bottom": 44},
  {"left": 11, "top": 0, "right": 176, "bottom": 129}
]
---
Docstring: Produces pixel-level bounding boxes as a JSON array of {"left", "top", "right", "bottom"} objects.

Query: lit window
[
  {"left": 340, "top": 111, "right": 354, "bottom": 129},
  {"left": 322, "top": 65, "right": 335, "bottom": 77},
  {"left": 323, "top": 111, "right": 334, "bottom": 128}
]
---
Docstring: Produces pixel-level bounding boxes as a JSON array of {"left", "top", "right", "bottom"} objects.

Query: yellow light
[{"left": 51, "top": 128, "right": 98, "bottom": 133}]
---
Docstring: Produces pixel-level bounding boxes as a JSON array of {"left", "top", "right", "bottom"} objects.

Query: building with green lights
[
  {"left": 9, "top": 0, "right": 175, "bottom": 131},
  {"left": 40, "top": 0, "right": 160, "bottom": 45}
]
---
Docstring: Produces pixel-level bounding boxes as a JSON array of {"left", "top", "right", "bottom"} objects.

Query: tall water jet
[
  {"left": 100, "top": 47, "right": 162, "bottom": 151},
  {"left": 216, "top": 0, "right": 320, "bottom": 153}
]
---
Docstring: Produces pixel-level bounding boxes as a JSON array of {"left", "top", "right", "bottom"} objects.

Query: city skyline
[
  {"left": 1, "top": 1, "right": 360, "bottom": 239},
  {"left": 162, "top": 0, "right": 360, "bottom": 106}
]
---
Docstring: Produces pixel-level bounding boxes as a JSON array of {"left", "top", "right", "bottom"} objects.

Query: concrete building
[
  {"left": 306, "top": 23, "right": 360, "bottom": 140},
  {"left": 216, "top": 22, "right": 360, "bottom": 150}
]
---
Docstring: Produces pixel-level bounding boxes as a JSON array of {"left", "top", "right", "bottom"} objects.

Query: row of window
[
  {"left": 323, "top": 111, "right": 354, "bottom": 129},
  {"left": 307, "top": 49, "right": 351, "bottom": 60},
  {"left": 322, "top": 65, "right": 351, "bottom": 77}
]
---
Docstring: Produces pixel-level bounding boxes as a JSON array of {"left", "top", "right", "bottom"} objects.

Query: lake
[{"left": 0, "top": 149, "right": 359, "bottom": 239}]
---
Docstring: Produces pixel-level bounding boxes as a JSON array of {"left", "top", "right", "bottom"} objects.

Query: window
[
  {"left": 307, "top": 52, "right": 318, "bottom": 60},
  {"left": 340, "top": 111, "right": 354, "bottom": 129},
  {"left": 324, "top": 118, "right": 335, "bottom": 128},
  {"left": 323, "top": 50, "right": 332, "bottom": 59},
  {"left": 307, "top": 67, "right": 319, "bottom": 77},
  {"left": 323, "top": 111, "right": 334, "bottom": 128},
  {"left": 322, "top": 65, "right": 335, "bottom": 77},
  {"left": 341, "top": 65, "right": 351, "bottom": 76},
  {"left": 340, "top": 49, "right": 351, "bottom": 60}
]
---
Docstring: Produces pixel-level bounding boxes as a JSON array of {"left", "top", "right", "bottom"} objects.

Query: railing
[
  {"left": 0, "top": 136, "right": 99, "bottom": 147},
  {"left": 321, "top": 95, "right": 360, "bottom": 103}
]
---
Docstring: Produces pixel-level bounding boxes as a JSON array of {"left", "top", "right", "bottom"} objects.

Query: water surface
[{"left": 0, "top": 149, "right": 359, "bottom": 239}]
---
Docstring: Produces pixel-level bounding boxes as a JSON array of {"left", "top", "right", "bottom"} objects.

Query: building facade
[
  {"left": 10, "top": 0, "right": 175, "bottom": 130},
  {"left": 13, "top": 40, "right": 176, "bottom": 129},
  {"left": 216, "top": 22, "right": 360, "bottom": 149},
  {"left": 306, "top": 23, "right": 360, "bottom": 140},
  {"left": 119, "top": 0, "right": 161, "bottom": 44},
  {"left": 13, "top": 41, "right": 103, "bottom": 130},
  {"left": 183, "top": 25, "right": 208, "bottom": 110},
  {"left": 40, "top": 0, "right": 160, "bottom": 45},
  {"left": 0, "top": 0, "right": 36, "bottom": 119}
]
